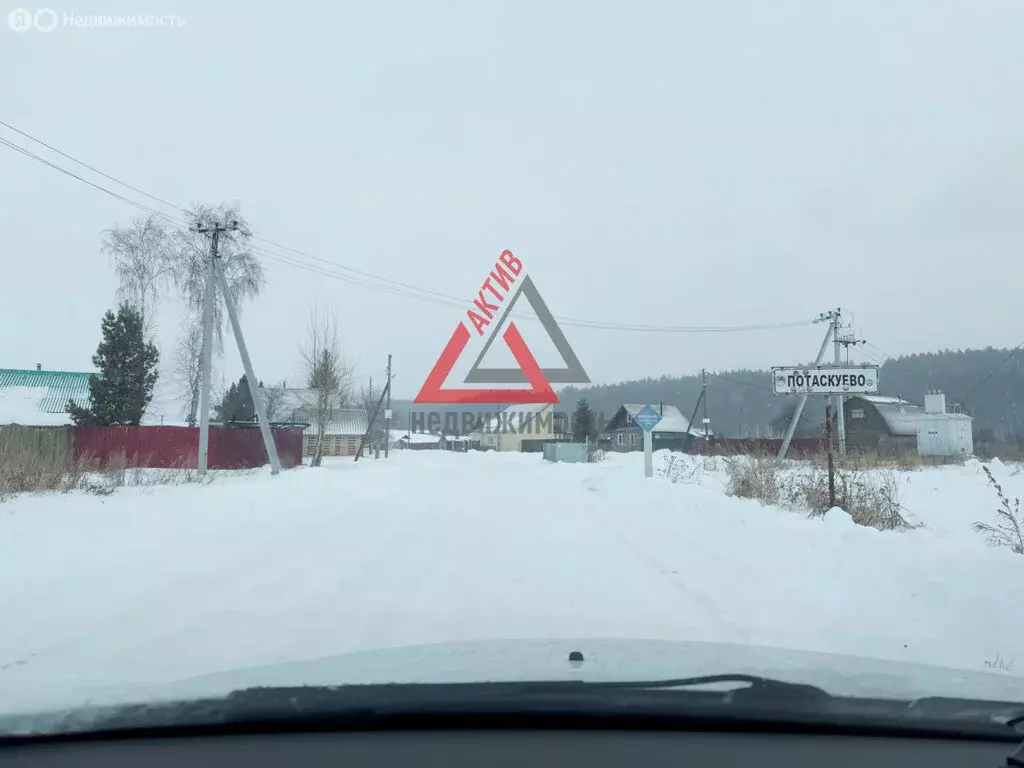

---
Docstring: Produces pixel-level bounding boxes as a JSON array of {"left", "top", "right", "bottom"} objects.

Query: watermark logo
[
  {"left": 8, "top": 8, "right": 54, "bottom": 32},
  {"left": 7, "top": 8, "right": 185, "bottom": 32},
  {"left": 414, "top": 250, "right": 589, "bottom": 405}
]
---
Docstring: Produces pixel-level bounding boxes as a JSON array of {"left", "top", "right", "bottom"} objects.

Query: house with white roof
[
  {"left": 468, "top": 403, "right": 565, "bottom": 452},
  {"left": 600, "top": 403, "right": 709, "bottom": 453},
  {"left": 266, "top": 386, "right": 370, "bottom": 457},
  {"left": 844, "top": 391, "right": 972, "bottom": 457},
  {"left": 390, "top": 429, "right": 441, "bottom": 450}
]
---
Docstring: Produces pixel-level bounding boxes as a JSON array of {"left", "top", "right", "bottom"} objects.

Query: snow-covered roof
[
  {"left": 620, "top": 404, "right": 713, "bottom": 436},
  {"left": 851, "top": 395, "right": 970, "bottom": 436},
  {"left": 859, "top": 395, "right": 912, "bottom": 406},
  {"left": 306, "top": 409, "right": 368, "bottom": 436},
  {"left": 264, "top": 387, "right": 369, "bottom": 435},
  {"left": 294, "top": 408, "right": 369, "bottom": 436},
  {"left": 400, "top": 432, "right": 441, "bottom": 445},
  {"left": 0, "top": 387, "right": 74, "bottom": 426},
  {"left": 0, "top": 369, "right": 91, "bottom": 425}
]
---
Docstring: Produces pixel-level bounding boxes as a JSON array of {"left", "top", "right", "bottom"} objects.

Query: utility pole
[
  {"left": 702, "top": 367, "right": 709, "bottom": 449},
  {"left": 779, "top": 309, "right": 838, "bottom": 460},
  {"left": 825, "top": 402, "right": 836, "bottom": 508},
  {"left": 195, "top": 218, "right": 281, "bottom": 476},
  {"left": 687, "top": 369, "right": 707, "bottom": 450},
  {"left": 194, "top": 222, "right": 224, "bottom": 475},
  {"left": 836, "top": 329, "right": 866, "bottom": 365},
  {"left": 835, "top": 325, "right": 866, "bottom": 456},
  {"left": 354, "top": 383, "right": 389, "bottom": 463},
  {"left": 831, "top": 309, "right": 845, "bottom": 455},
  {"left": 216, "top": 254, "right": 282, "bottom": 475},
  {"left": 384, "top": 354, "right": 392, "bottom": 459}
]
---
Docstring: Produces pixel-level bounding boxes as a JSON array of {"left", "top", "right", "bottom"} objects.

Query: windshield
[{"left": 2, "top": 0, "right": 1024, "bottom": 733}]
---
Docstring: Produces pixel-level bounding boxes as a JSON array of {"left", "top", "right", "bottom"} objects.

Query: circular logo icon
[
  {"left": 34, "top": 8, "right": 58, "bottom": 32},
  {"left": 8, "top": 8, "right": 34, "bottom": 33}
]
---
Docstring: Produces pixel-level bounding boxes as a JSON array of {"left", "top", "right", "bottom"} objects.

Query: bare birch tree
[
  {"left": 175, "top": 312, "right": 205, "bottom": 425},
  {"left": 102, "top": 214, "right": 174, "bottom": 334},
  {"left": 105, "top": 203, "right": 265, "bottom": 423},
  {"left": 300, "top": 312, "right": 352, "bottom": 467},
  {"left": 260, "top": 382, "right": 286, "bottom": 424}
]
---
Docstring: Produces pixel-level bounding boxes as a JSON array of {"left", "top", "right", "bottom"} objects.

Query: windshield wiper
[
  {"left": 4, "top": 679, "right": 1022, "bottom": 742},
  {"left": 0, "top": 676, "right": 829, "bottom": 739},
  {"left": 584, "top": 673, "right": 830, "bottom": 697}
]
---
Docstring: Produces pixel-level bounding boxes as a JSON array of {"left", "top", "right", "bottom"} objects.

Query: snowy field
[{"left": 2, "top": 449, "right": 1023, "bottom": 712}]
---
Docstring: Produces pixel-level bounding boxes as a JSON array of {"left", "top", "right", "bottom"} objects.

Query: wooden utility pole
[{"left": 825, "top": 402, "right": 836, "bottom": 508}]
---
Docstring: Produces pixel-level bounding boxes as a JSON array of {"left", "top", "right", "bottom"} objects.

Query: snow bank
[
  {"left": 1, "top": 451, "right": 1022, "bottom": 713},
  {"left": 0, "top": 387, "right": 71, "bottom": 426}
]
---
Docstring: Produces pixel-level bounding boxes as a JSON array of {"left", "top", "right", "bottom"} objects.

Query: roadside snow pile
[
  {"left": 0, "top": 387, "right": 71, "bottom": 426},
  {"left": 1, "top": 450, "right": 1022, "bottom": 713}
]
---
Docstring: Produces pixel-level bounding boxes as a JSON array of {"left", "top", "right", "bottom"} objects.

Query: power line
[
  {"left": 710, "top": 372, "right": 773, "bottom": 392},
  {"left": 862, "top": 347, "right": 889, "bottom": 366},
  {"left": 864, "top": 341, "right": 893, "bottom": 361},
  {"left": 0, "top": 118, "right": 188, "bottom": 215},
  {"left": 247, "top": 245, "right": 469, "bottom": 310},
  {"left": 0, "top": 137, "right": 187, "bottom": 227},
  {"left": 965, "top": 340, "right": 1024, "bottom": 402},
  {"left": 249, "top": 236, "right": 467, "bottom": 305},
  {"left": 248, "top": 234, "right": 816, "bottom": 332},
  {"left": 0, "top": 120, "right": 818, "bottom": 334}
]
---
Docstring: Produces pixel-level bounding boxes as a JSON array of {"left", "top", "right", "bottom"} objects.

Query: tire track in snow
[
  {"left": 606, "top": 529, "right": 750, "bottom": 643},
  {"left": 4, "top": 471, "right": 422, "bottom": 681},
  {"left": 574, "top": 473, "right": 751, "bottom": 644}
]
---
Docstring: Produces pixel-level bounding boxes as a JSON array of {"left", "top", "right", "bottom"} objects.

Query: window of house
[
  {"left": 630, "top": 433, "right": 637, "bottom": 447},
  {"left": 616, "top": 433, "right": 624, "bottom": 446}
]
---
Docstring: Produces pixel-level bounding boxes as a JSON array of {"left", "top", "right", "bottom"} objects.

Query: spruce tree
[
  {"left": 236, "top": 375, "right": 254, "bottom": 422},
  {"left": 572, "top": 399, "right": 596, "bottom": 441},
  {"left": 68, "top": 303, "right": 160, "bottom": 426},
  {"left": 215, "top": 375, "right": 257, "bottom": 423},
  {"left": 215, "top": 382, "right": 240, "bottom": 422}
]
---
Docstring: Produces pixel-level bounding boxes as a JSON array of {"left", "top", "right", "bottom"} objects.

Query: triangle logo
[
  {"left": 413, "top": 255, "right": 589, "bottom": 405},
  {"left": 464, "top": 276, "right": 591, "bottom": 385}
]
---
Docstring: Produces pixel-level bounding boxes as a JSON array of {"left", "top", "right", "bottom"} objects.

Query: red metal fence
[{"left": 73, "top": 426, "right": 304, "bottom": 470}]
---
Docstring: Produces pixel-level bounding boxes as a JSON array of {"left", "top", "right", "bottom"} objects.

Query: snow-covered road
[{"left": 2, "top": 451, "right": 1023, "bottom": 711}]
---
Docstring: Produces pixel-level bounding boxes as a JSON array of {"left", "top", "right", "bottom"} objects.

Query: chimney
[
  {"left": 35, "top": 363, "right": 41, "bottom": 371},
  {"left": 924, "top": 390, "right": 947, "bottom": 415},
  {"left": 659, "top": 401, "right": 664, "bottom": 415}
]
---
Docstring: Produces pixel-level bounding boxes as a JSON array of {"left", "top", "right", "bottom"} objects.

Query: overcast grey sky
[{"left": 2, "top": 0, "right": 1023, "bottom": 415}]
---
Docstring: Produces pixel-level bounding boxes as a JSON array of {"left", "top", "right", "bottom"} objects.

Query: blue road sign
[{"left": 634, "top": 404, "right": 663, "bottom": 432}]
